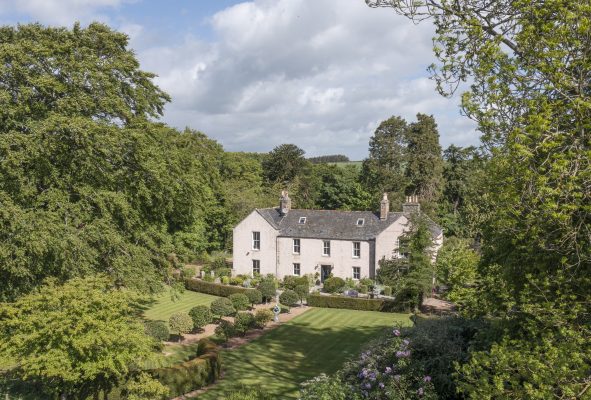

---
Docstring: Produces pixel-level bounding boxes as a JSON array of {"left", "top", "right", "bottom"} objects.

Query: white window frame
[
  {"left": 322, "top": 240, "right": 331, "bottom": 256},
  {"left": 356, "top": 218, "right": 364, "bottom": 226},
  {"left": 352, "top": 241, "right": 361, "bottom": 258},
  {"left": 252, "top": 231, "right": 260, "bottom": 250},
  {"left": 293, "top": 263, "right": 301, "bottom": 276},
  {"left": 352, "top": 266, "right": 361, "bottom": 280},
  {"left": 293, "top": 238, "right": 301, "bottom": 254},
  {"left": 299, "top": 217, "right": 307, "bottom": 224},
  {"left": 252, "top": 259, "right": 260, "bottom": 275},
  {"left": 396, "top": 238, "right": 409, "bottom": 259}
]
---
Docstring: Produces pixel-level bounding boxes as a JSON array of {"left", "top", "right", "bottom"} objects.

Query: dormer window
[
  {"left": 299, "top": 217, "right": 307, "bottom": 224},
  {"left": 356, "top": 218, "right": 365, "bottom": 226}
]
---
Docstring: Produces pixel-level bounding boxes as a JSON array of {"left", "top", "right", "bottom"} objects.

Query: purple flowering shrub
[{"left": 336, "top": 325, "right": 437, "bottom": 400}]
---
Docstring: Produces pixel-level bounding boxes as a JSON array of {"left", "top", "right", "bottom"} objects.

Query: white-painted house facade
[{"left": 232, "top": 192, "right": 443, "bottom": 282}]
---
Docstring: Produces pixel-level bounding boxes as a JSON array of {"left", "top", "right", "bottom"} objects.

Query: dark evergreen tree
[
  {"left": 360, "top": 116, "right": 408, "bottom": 203},
  {"left": 405, "top": 113, "right": 444, "bottom": 209},
  {"left": 262, "top": 144, "right": 308, "bottom": 183}
]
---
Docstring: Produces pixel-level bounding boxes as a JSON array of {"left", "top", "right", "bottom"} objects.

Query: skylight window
[
  {"left": 356, "top": 218, "right": 365, "bottom": 226},
  {"left": 299, "top": 217, "right": 307, "bottom": 224}
]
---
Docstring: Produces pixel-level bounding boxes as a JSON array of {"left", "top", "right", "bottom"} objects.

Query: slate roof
[{"left": 255, "top": 208, "right": 442, "bottom": 241}]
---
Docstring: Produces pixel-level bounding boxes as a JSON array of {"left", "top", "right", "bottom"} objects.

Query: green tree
[
  {"left": 435, "top": 237, "right": 479, "bottom": 310},
  {"left": 0, "top": 24, "right": 227, "bottom": 300},
  {"left": 279, "top": 289, "right": 299, "bottom": 311},
  {"left": 210, "top": 297, "right": 236, "bottom": 318},
  {"left": 315, "top": 165, "right": 373, "bottom": 211},
  {"left": 0, "top": 276, "right": 156, "bottom": 399},
  {"left": 368, "top": 0, "right": 591, "bottom": 396},
  {"left": 360, "top": 116, "right": 408, "bottom": 201},
  {"left": 405, "top": 113, "right": 444, "bottom": 209},
  {"left": 228, "top": 293, "right": 250, "bottom": 311},
  {"left": 377, "top": 215, "right": 435, "bottom": 308},
  {"left": 122, "top": 372, "right": 169, "bottom": 400},
  {"left": 262, "top": 144, "right": 308, "bottom": 183}
]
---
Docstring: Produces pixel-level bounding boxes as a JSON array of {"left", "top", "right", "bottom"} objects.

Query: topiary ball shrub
[
  {"left": 234, "top": 312, "right": 255, "bottom": 336},
  {"left": 245, "top": 289, "right": 263, "bottom": 306},
  {"left": 254, "top": 309, "right": 274, "bottom": 328},
  {"left": 189, "top": 305, "right": 212, "bottom": 331},
  {"left": 169, "top": 312, "right": 194, "bottom": 340},
  {"left": 215, "top": 319, "right": 236, "bottom": 343},
  {"left": 144, "top": 320, "right": 170, "bottom": 342},
  {"left": 383, "top": 286, "right": 392, "bottom": 296},
  {"left": 279, "top": 289, "right": 299, "bottom": 310},
  {"left": 295, "top": 284, "right": 309, "bottom": 304},
  {"left": 258, "top": 280, "right": 277, "bottom": 303},
  {"left": 228, "top": 293, "right": 251, "bottom": 311},
  {"left": 323, "top": 277, "right": 346, "bottom": 293},
  {"left": 210, "top": 297, "right": 236, "bottom": 318}
]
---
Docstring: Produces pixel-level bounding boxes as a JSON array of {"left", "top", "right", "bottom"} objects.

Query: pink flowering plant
[{"left": 336, "top": 324, "right": 437, "bottom": 400}]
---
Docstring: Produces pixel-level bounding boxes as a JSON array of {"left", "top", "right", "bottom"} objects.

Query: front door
[{"left": 321, "top": 265, "right": 332, "bottom": 283}]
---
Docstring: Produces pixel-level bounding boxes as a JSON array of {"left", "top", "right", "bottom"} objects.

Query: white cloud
[
  {"left": 1, "top": 0, "right": 480, "bottom": 158},
  {"left": 137, "top": 0, "right": 478, "bottom": 158}
]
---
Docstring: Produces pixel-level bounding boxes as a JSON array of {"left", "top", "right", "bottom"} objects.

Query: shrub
[
  {"left": 279, "top": 289, "right": 300, "bottom": 309},
  {"left": 300, "top": 374, "right": 346, "bottom": 400},
  {"left": 221, "top": 276, "right": 230, "bottom": 285},
  {"left": 228, "top": 293, "right": 251, "bottom": 311},
  {"left": 144, "top": 320, "right": 170, "bottom": 342},
  {"left": 383, "top": 286, "right": 392, "bottom": 296},
  {"left": 323, "top": 277, "right": 346, "bottom": 293},
  {"left": 210, "top": 298, "right": 236, "bottom": 318},
  {"left": 230, "top": 276, "right": 244, "bottom": 286},
  {"left": 223, "top": 387, "right": 273, "bottom": 400},
  {"left": 215, "top": 320, "right": 236, "bottom": 342},
  {"left": 153, "top": 339, "right": 221, "bottom": 397},
  {"left": 359, "top": 277, "right": 374, "bottom": 287},
  {"left": 234, "top": 312, "right": 255, "bottom": 335},
  {"left": 245, "top": 289, "right": 263, "bottom": 306},
  {"left": 295, "top": 285, "right": 309, "bottom": 304},
  {"left": 283, "top": 275, "right": 310, "bottom": 290},
  {"left": 182, "top": 266, "right": 196, "bottom": 279},
  {"left": 186, "top": 278, "right": 258, "bottom": 297},
  {"left": 203, "top": 274, "right": 215, "bottom": 283},
  {"left": 215, "top": 267, "right": 232, "bottom": 278},
  {"left": 254, "top": 309, "right": 274, "bottom": 328},
  {"left": 188, "top": 305, "right": 212, "bottom": 331},
  {"left": 168, "top": 312, "right": 193, "bottom": 339},
  {"left": 359, "top": 284, "right": 368, "bottom": 294},
  {"left": 307, "top": 294, "right": 410, "bottom": 312},
  {"left": 258, "top": 280, "right": 277, "bottom": 303}
]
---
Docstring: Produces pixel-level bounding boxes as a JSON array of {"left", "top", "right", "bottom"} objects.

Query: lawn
[
  {"left": 195, "top": 308, "right": 410, "bottom": 399},
  {"left": 143, "top": 288, "right": 219, "bottom": 323}
]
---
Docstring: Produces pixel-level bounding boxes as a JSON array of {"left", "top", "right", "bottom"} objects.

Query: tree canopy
[{"left": 0, "top": 276, "right": 158, "bottom": 399}]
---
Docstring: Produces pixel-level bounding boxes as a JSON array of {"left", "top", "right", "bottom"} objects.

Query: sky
[{"left": 0, "top": 0, "right": 479, "bottom": 159}]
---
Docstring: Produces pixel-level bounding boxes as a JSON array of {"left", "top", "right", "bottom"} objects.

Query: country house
[{"left": 232, "top": 191, "right": 443, "bottom": 282}]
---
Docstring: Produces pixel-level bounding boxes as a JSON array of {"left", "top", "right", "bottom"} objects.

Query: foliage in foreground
[{"left": 0, "top": 276, "right": 159, "bottom": 399}]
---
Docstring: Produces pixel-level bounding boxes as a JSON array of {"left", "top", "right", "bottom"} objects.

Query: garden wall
[
  {"left": 185, "top": 278, "right": 257, "bottom": 297},
  {"left": 307, "top": 294, "right": 411, "bottom": 313}
]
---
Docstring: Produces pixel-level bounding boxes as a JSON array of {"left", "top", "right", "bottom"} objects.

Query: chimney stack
[
  {"left": 402, "top": 195, "right": 421, "bottom": 214},
  {"left": 380, "top": 192, "right": 389, "bottom": 220},
  {"left": 279, "top": 190, "right": 291, "bottom": 216}
]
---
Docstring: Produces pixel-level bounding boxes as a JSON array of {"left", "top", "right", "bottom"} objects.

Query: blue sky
[{"left": 0, "top": 0, "right": 478, "bottom": 159}]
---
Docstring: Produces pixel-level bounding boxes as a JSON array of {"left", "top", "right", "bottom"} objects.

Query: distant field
[
  {"left": 195, "top": 308, "right": 410, "bottom": 399},
  {"left": 331, "top": 160, "right": 362, "bottom": 169},
  {"left": 144, "top": 288, "right": 219, "bottom": 324}
]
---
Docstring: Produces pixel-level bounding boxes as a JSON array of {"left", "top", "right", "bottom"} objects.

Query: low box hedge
[
  {"left": 307, "top": 294, "right": 411, "bottom": 313},
  {"left": 152, "top": 339, "right": 221, "bottom": 398},
  {"left": 186, "top": 278, "right": 256, "bottom": 297}
]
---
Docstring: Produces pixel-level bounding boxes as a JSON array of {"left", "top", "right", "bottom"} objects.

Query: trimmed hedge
[
  {"left": 152, "top": 339, "right": 221, "bottom": 398},
  {"left": 186, "top": 278, "right": 256, "bottom": 297},
  {"left": 307, "top": 294, "right": 411, "bottom": 312}
]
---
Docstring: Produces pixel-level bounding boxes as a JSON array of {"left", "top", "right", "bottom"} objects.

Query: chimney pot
[{"left": 380, "top": 192, "right": 389, "bottom": 220}]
